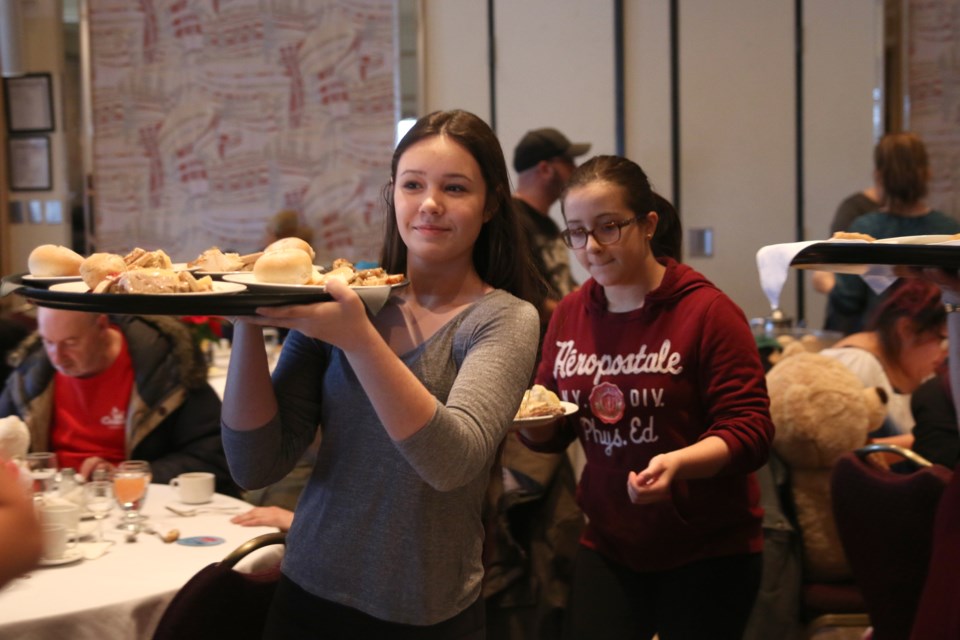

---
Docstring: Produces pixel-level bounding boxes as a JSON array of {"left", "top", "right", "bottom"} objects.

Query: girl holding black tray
[{"left": 220, "top": 110, "right": 541, "bottom": 639}]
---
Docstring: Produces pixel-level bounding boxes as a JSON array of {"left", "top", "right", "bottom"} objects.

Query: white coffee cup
[
  {"left": 169, "top": 472, "right": 215, "bottom": 504},
  {"left": 41, "top": 523, "right": 79, "bottom": 561},
  {"left": 39, "top": 501, "right": 81, "bottom": 538}
]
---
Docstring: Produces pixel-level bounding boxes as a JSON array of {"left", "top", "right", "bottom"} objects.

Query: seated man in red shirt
[{"left": 0, "top": 308, "right": 236, "bottom": 495}]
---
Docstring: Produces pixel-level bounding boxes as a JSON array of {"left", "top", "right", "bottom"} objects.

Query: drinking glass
[
  {"left": 83, "top": 480, "right": 113, "bottom": 542},
  {"left": 113, "top": 460, "right": 151, "bottom": 533},
  {"left": 25, "top": 452, "right": 58, "bottom": 498}
]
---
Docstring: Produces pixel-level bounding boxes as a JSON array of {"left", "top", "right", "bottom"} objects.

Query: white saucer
[{"left": 38, "top": 548, "right": 83, "bottom": 567}]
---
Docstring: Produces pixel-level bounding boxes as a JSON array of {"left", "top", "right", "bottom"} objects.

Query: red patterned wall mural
[
  {"left": 908, "top": 0, "right": 960, "bottom": 218},
  {"left": 88, "top": 0, "right": 396, "bottom": 265}
]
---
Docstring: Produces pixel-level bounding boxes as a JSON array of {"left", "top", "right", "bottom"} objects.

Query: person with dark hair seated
[
  {"left": 821, "top": 278, "right": 948, "bottom": 449},
  {"left": 911, "top": 363, "right": 960, "bottom": 468},
  {"left": 0, "top": 308, "right": 237, "bottom": 495}
]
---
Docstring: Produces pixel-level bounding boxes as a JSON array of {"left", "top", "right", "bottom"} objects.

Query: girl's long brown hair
[{"left": 380, "top": 110, "right": 544, "bottom": 305}]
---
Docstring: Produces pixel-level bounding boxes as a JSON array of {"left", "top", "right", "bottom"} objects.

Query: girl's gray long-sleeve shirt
[{"left": 223, "top": 289, "right": 539, "bottom": 625}]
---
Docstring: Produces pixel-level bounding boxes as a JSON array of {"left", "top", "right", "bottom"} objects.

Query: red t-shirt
[{"left": 51, "top": 334, "right": 134, "bottom": 472}]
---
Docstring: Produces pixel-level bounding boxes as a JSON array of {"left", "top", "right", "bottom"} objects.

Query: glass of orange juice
[{"left": 113, "top": 460, "right": 151, "bottom": 533}]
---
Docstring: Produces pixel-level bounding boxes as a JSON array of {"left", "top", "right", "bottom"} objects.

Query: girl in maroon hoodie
[{"left": 518, "top": 155, "right": 774, "bottom": 640}]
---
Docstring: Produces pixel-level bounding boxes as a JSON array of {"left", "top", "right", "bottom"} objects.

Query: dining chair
[
  {"left": 152, "top": 531, "right": 286, "bottom": 640},
  {"left": 908, "top": 457, "right": 960, "bottom": 640},
  {"left": 744, "top": 452, "right": 868, "bottom": 639},
  {"left": 830, "top": 443, "right": 952, "bottom": 640}
]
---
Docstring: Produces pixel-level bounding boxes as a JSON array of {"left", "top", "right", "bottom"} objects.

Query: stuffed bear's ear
[
  {"left": 862, "top": 387, "right": 888, "bottom": 431},
  {"left": 780, "top": 341, "right": 808, "bottom": 360}
]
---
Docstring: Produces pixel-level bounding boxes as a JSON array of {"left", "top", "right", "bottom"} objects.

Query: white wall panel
[
  {"left": 679, "top": 0, "right": 796, "bottom": 319},
  {"left": 624, "top": 0, "right": 673, "bottom": 199},
  {"left": 418, "top": 0, "right": 884, "bottom": 330},
  {"left": 495, "top": 0, "right": 615, "bottom": 283},
  {"left": 803, "top": 0, "right": 882, "bottom": 328},
  {"left": 421, "top": 0, "right": 490, "bottom": 121}
]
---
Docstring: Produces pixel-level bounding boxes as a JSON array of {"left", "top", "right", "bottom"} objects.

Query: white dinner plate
[
  {"left": 48, "top": 281, "right": 248, "bottom": 295},
  {"left": 38, "top": 548, "right": 83, "bottom": 567},
  {"left": 512, "top": 401, "right": 579, "bottom": 430},
  {"left": 194, "top": 269, "right": 253, "bottom": 277},
  {"left": 22, "top": 274, "right": 83, "bottom": 284},
  {"left": 873, "top": 235, "right": 959, "bottom": 245},
  {"left": 221, "top": 272, "right": 331, "bottom": 292},
  {"left": 222, "top": 273, "right": 405, "bottom": 314}
]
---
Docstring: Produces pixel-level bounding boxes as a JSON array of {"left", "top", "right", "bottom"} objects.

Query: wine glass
[
  {"left": 25, "top": 452, "right": 58, "bottom": 499},
  {"left": 113, "top": 460, "right": 151, "bottom": 533},
  {"left": 117, "top": 459, "right": 152, "bottom": 516},
  {"left": 83, "top": 480, "right": 113, "bottom": 542}
]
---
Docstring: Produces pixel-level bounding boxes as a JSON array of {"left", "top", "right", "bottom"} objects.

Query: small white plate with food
[{"left": 512, "top": 385, "right": 578, "bottom": 429}]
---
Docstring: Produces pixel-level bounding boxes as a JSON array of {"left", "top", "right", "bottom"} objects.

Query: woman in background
[
  {"left": 222, "top": 110, "right": 541, "bottom": 638},
  {"left": 826, "top": 132, "right": 960, "bottom": 333},
  {"left": 518, "top": 155, "right": 773, "bottom": 640}
]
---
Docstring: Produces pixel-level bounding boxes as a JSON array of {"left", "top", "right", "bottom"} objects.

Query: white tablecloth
[{"left": 0, "top": 484, "right": 274, "bottom": 640}]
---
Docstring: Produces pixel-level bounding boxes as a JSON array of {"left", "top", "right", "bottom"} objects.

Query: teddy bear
[{"left": 766, "top": 345, "right": 887, "bottom": 582}]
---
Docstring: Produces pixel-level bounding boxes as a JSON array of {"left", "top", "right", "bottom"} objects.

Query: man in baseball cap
[
  {"left": 512, "top": 128, "right": 591, "bottom": 330},
  {"left": 513, "top": 127, "right": 591, "bottom": 174}
]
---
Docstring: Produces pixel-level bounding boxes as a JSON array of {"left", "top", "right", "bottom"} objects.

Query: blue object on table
[{"left": 177, "top": 536, "right": 226, "bottom": 547}]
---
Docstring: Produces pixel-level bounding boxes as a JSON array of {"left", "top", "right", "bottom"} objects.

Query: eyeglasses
[{"left": 560, "top": 217, "right": 639, "bottom": 249}]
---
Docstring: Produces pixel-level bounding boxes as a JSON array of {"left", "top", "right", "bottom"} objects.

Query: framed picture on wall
[
  {"left": 8, "top": 135, "right": 52, "bottom": 191},
  {"left": 3, "top": 72, "right": 55, "bottom": 133}
]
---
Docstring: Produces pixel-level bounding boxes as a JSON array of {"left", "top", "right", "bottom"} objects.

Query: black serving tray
[
  {"left": 1, "top": 272, "right": 339, "bottom": 316},
  {"left": 790, "top": 241, "right": 960, "bottom": 273}
]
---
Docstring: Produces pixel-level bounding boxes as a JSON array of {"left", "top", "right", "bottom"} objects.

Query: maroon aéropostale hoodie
[{"left": 523, "top": 258, "right": 774, "bottom": 572}]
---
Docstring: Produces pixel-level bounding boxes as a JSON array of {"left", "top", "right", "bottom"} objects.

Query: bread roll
[
  {"left": 265, "top": 237, "right": 316, "bottom": 261},
  {"left": 831, "top": 231, "right": 875, "bottom": 242},
  {"left": 28, "top": 245, "right": 84, "bottom": 277},
  {"left": 80, "top": 253, "right": 127, "bottom": 290},
  {"left": 254, "top": 248, "right": 314, "bottom": 284}
]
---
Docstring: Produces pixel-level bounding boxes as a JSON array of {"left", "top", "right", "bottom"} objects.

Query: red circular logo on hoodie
[{"left": 589, "top": 382, "right": 625, "bottom": 424}]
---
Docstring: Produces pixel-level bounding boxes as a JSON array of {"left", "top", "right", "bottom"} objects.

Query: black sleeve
[
  {"left": 132, "top": 384, "right": 241, "bottom": 497},
  {"left": 911, "top": 375, "right": 960, "bottom": 469}
]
